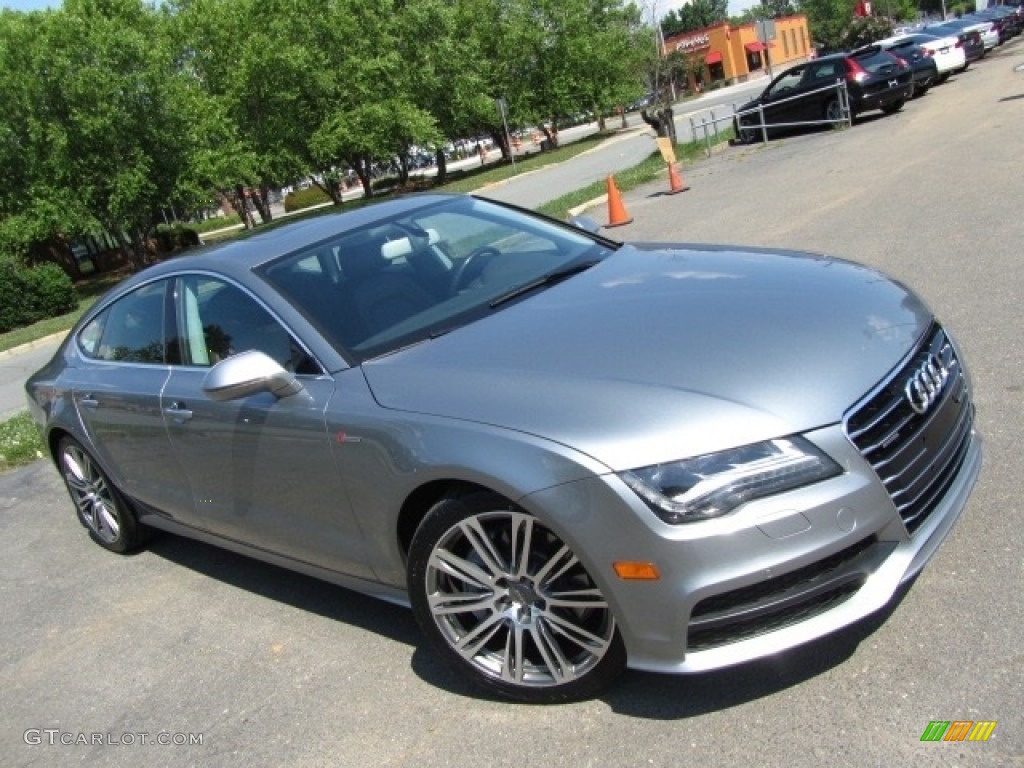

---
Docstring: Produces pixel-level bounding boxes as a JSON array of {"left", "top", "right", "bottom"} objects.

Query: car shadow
[
  {"left": 145, "top": 532, "right": 423, "bottom": 647},
  {"left": 146, "top": 530, "right": 918, "bottom": 711}
]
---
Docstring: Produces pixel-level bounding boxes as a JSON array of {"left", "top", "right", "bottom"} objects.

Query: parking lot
[{"left": 2, "top": 39, "right": 1023, "bottom": 768}]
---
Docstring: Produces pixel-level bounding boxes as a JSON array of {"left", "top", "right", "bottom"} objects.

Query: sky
[
  {"left": 653, "top": 0, "right": 759, "bottom": 21},
  {"left": 1, "top": 0, "right": 58, "bottom": 9}
]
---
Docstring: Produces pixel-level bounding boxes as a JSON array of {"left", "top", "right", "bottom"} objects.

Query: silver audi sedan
[{"left": 26, "top": 194, "right": 982, "bottom": 702}]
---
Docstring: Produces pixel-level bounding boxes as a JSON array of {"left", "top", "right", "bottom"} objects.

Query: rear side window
[{"left": 79, "top": 281, "right": 173, "bottom": 364}]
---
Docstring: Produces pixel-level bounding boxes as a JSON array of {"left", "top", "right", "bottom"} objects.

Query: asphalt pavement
[{"left": 2, "top": 48, "right": 1021, "bottom": 768}]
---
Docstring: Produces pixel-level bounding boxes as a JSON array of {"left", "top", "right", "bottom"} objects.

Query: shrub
[
  {"left": 284, "top": 186, "right": 332, "bottom": 212},
  {"left": 0, "top": 259, "right": 77, "bottom": 333},
  {"left": 154, "top": 224, "right": 201, "bottom": 252}
]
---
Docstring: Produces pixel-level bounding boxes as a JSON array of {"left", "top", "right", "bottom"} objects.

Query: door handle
[
  {"left": 79, "top": 394, "right": 99, "bottom": 409},
  {"left": 164, "top": 402, "right": 193, "bottom": 423}
]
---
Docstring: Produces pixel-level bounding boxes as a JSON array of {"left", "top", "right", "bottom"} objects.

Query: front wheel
[
  {"left": 733, "top": 120, "right": 755, "bottom": 144},
  {"left": 408, "top": 492, "right": 626, "bottom": 702},
  {"left": 824, "top": 98, "right": 845, "bottom": 128},
  {"left": 58, "top": 436, "right": 146, "bottom": 553}
]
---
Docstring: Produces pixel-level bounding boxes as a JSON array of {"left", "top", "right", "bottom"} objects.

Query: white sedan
[{"left": 877, "top": 33, "right": 966, "bottom": 81}]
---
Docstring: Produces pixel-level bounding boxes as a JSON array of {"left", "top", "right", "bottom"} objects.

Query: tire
[
  {"left": 58, "top": 436, "right": 147, "bottom": 553},
  {"left": 733, "top": 119, "right": 755, "bottom": 144},
  {"left": 824, "top": 98, "right": 844, "bottom": 129},
  {"left": 881, "top": 99, "right": 905, "bottom": 115},
  {"left": 407, "top": 492, "right": 626, "bottom": 703}
]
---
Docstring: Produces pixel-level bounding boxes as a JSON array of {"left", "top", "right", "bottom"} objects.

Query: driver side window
[
  {"left": 174, "top": 276, "right": 319, "bottom": 374},
  {"left": 769, "top": 68, "right": 806, "bottom": 97}
]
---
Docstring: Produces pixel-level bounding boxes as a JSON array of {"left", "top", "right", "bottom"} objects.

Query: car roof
[{"left": 136, "top": 193, "right": 463, "bottom": 281}]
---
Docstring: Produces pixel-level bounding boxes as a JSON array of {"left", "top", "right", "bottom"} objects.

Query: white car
[
  {"left": 877, "top": 33, "right": 966, "bottom": 82},
  {"left": 956, "top": 19, "right": 999, "bottom": 49}
]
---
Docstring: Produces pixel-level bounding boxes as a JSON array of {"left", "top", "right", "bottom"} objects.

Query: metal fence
[{"left": 685, "top": 79, "right": 853, "bottom": 155}]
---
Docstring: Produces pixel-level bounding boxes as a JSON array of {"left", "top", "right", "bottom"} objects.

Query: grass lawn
[{"left": 0, "top": 412, "right": 45, "bottom": 472}]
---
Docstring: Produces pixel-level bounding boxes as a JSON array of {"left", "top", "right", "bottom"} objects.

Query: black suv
[{"left": 734, "top": 48, "right": 913, "bottom": 142}]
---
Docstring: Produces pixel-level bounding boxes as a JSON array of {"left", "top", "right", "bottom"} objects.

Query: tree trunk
[
  {"left": 489, "top": 129, "right": 510, "bottom": 161},
  {"left": 250, "top": 183, "right": 273, "bottom": 224},
  {"left": 351, "top": 155, "right": 373, "bottom": 198},
  {"left": 313, "top": 175, "right": 345, "bottom": 206},
  {"left": 434, "top": 148, "right": 448, "bottom": 186},
  {"left": 116, "top": 224, "right": 147, "bottom": 271},
  {"left": 224, "top": 186, "right": 256, "bottom": 229},
  {"left": 541, "top": 122, "right": 559, "bottom": 149},
  {"left": 397, "top": 153, "right": 410, "bottom": 186}
]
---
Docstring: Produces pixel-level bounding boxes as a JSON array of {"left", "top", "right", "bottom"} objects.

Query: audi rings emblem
[{"left": 904, "top": 354, "right": 949, "bottom": 415}]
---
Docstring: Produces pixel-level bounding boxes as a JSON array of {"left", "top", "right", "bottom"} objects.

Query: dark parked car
[
  {"left": 967, "top": 7, "right": 1023, "bottom": 41},
  {"left": 26, "top": 194, "right": 982, "bottom": 702},
  {"left": 873, "top": 38, "right": 939, "bottom": 97},
  {"left": 734, "top": 47, "right": 913, "bottom": 142}
]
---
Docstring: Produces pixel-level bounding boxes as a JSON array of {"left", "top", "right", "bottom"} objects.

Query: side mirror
[
  {"left": 567, "top": 215, "right": 601, "bottom": 234},
  {"left": 202, "top": 350, "right": 304, "bottom": 402}
]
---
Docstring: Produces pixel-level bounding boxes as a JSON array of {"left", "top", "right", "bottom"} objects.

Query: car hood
[{"left": 361, "top": 244, "right": 932, "bottom": 471}]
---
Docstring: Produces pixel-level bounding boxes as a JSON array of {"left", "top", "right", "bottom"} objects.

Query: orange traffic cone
[
  {"left": 605, "top": 175, "right": 633, "bottom": 228},
  {"left": 666, "top": 162, "right": 690, "bottom": 195}
]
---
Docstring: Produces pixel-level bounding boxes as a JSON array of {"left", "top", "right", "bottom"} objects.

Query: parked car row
[{"left": 733, "top": 10, "right": 1021, "bottom": 143}]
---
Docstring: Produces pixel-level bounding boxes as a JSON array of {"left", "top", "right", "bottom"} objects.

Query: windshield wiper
[{"left": 488, "top": 261, "right": 598, "bottom": 309}]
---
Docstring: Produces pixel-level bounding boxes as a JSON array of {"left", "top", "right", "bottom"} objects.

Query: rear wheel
[
  {"left": 408, "top": 492, "right": 626, "bottom": 702},
  {"left": 58, "top": 436, "right": 146, "bottom": 553},
  {"left": 881, "top": 99, "right": 905, "bottom": 115}
]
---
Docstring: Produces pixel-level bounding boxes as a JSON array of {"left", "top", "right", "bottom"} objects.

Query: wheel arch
[{"left": 396, "top": 479, "right": 506, "bottom": 564}]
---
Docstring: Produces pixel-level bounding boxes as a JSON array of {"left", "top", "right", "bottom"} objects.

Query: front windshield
[{"left": 262, "top": 196, "right": 615, "bottom": 361}]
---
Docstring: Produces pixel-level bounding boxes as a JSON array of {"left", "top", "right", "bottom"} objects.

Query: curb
[{"left": 0, "top": 331, "right": 67, "bottom": 361}]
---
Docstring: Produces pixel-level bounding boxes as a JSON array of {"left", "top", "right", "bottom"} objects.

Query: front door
[{"left": 161, "top": 274, "right": 374, "bottom": 579}]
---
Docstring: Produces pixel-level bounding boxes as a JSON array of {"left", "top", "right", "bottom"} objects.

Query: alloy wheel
[{"left": 423, "top": 508, "right": 617, "bottom": 689}]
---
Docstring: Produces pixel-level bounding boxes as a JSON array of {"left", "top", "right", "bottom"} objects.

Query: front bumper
[{"left": 522, "top": 424, "right": 982, "bottom": 674}]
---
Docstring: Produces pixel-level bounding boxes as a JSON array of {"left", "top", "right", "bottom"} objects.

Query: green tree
[
  {"left": 0, "top": 1, "right": 197, "bottom": 269},
  {"left": 167, "top": 0, "right": 329, "bottom": 222},
  {"left": 462, "top": 0, "right": 649, "bottom": 149},
  {"left": 838, "top": 15, "right": 894, "bottom": 47},
  {"left": 798, "top": 0, "right": 856, "bottom": 51},
  {"left": 307, "top": 0, "right": 440, "bottom": 198},
  {"left": 660, "top": 0, "right": 728, "bottom": 37}
]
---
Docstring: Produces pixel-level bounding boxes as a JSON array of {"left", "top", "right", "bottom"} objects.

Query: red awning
[
  {"left": 744, "top": 41, "right": 774, "bottom": 53},
  {"left": 705, "top": 51, "right": 723, "bottom": 65}
]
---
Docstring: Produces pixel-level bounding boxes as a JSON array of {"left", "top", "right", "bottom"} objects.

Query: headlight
[{"left": 620, "top": 437, "right": 841, "bottom": 524}]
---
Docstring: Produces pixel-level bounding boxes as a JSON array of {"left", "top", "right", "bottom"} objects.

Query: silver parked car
[{"left": 26, "top": 194, "right": 982, "bottom": 702}]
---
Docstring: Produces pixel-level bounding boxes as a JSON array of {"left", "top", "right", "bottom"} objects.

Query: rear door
[{"left": 70, "top": 279, "right": 195, "bottom": 523}]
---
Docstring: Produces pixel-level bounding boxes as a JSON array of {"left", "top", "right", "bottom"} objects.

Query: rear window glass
[{"left": 852, "top": 49, "right": 899, "bottom": 74}]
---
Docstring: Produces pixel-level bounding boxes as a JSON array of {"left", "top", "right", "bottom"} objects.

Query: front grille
[
  {"left": 844, "top": 324, "right": 974, "bottom": 534},
  {"left": 687, "top": 536, "right": 892, "bottom": 652}
]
